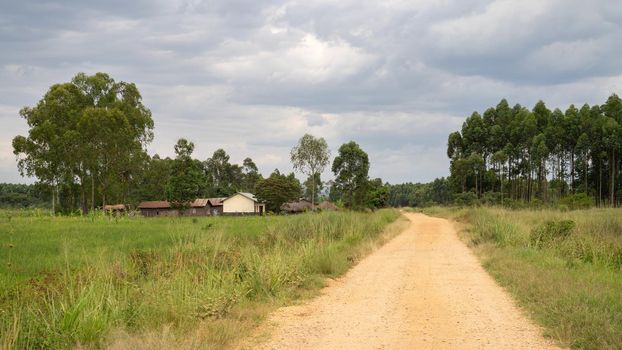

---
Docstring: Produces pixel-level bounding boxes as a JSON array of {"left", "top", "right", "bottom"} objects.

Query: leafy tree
[
  {"left": 290, "top": 134, "right": 330, "bottom": 206},
  {"left": 12, "top": 72, "right": 153, "bottom": 213},
  {"left": 241, "top": 157, "right": 262, "bottom": 192},
  {"left": 331, "top": 141, "right": 370, "bottom": 208},
  {"left": 167, "top": 139, "right": 206, "bottom": 211},
  {"left": 303, "top": 173, "right": 323, "bottom": 204},
  {"left": 367, "top": 178, "right": 390, "bottom": 208},
  {"left": 204, "top": 149, "right": 242, "bottom": 196},
  {"left": 132, "top": 154, "right": 173, "bottom": 201},
  {"left": 255, "top": 169, "right": 302, "bottom": 212}
]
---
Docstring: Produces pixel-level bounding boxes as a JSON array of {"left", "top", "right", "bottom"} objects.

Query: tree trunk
[
  {"left": 500, "top": 164, "right": 504, "bottom": 205},
  {"left": 599, "top": 159, "right": 603, "bottom": 207},
  {"left": 584, "top": 155, "right": 588, "bottom": 195},
  {"left": 51, "top": 183, "right": 56, "bottom": 214},
  {"left": 311, "top": 172, "right": 316, "bottom": 207},
  {"left": 81, "top": 184, "right": 88, "bottom": 214},
  {"left": 91, "top": 174, "right": 95, "bottom": 212},
  {"left": 571, "top": 149, "right": 575, "bottom": 193},
  {"left": 611, "top": 150, "right": 616, "bottom": 207}
]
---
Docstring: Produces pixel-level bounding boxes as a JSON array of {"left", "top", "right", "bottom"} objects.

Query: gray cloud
[{"left": 1, "top": 0, "right": 621, "bottom": 185}]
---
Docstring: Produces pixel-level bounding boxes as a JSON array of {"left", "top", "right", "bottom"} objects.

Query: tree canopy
[
  {"left": 331, "top": 141, "right": 370, "bottom": 208},
  {"left": 12, "top": 72, "right": 154, "bottom": 213},
  {"left": 290, "top": 134, "right": 330, "bottom": 206},
  {"left": 446, "top": 94, "right": 622, "bottom": 207}
]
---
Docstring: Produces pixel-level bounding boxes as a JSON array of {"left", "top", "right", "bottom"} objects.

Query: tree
[
  {"left": 204, "top": 149, "right": 242, "bottom": 196},
  {"left": 290, "top": 134, "right": 330, "bottom": 206},
  {"left": 331, "top": 141, "right": 370, "bottom": 208},
  {"left": 255, "top": 169, "right": 302, "bottom": 212},
  {"left": 167, "top": 139, "right": 206, "bottom": 211},
  {"left": 445, "top": 94, "right": 622, "bottom": 207},
  {"left": 12, "top": 72, "right": 154, "bottom": 213},
  {"left": 303, "top": 173, "right": 323, "bottom": 204},
  {"left": 367, "top": 178, "right": 390, "bottom": 208},
  {"left": 132, "top": 154, "right": 173, "bottom": 202},
  {"left": 241, "top": 157, "right": 262, "bottom": 192},
  {"left": 602, "top": 94, "right": 622, "bottom": 206}
]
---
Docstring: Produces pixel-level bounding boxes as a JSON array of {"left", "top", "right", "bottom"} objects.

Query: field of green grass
[
  {"left": 420, "top": 206, "right": 622, "bottom": 350},
  {"left": 0, "top": 209, "right": 404, "bottom": 349}
]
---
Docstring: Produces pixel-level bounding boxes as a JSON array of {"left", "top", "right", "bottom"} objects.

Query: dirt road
[{"left": 245, "top": 213, "right": 559, "bottom": 350}]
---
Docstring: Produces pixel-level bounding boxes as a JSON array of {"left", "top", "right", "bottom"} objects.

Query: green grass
[
  {"left": 0, "top": 209, "right": 404, "bottom": 349},
  {"left": 420, "top": 206, "right": 622, "bottom": 350}
]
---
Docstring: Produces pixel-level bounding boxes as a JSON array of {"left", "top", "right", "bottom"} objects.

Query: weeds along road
[{"left": 242, "top": 213, "right": 560, "bottom": 350}]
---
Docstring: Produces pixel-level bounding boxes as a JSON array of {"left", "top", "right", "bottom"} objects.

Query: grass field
[
  {"left": 0, "top": 209, "right": 404, "bottom": 349},
  {"left": 420, "top": 206, "right": 622, "bottom": 350}
]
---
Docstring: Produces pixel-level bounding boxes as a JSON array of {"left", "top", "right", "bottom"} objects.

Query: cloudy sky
[{"left": 1, "top": 0, "right": 621, "bottom": 184}]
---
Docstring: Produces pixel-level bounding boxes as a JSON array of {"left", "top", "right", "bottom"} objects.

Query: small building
[
  {"left": 138, "top": 201, "right": 176, "bottom": 217},
  {"left": 138, "top": 198, "right": 228, "bottom": 217},
  {"left": 222, "top": 192, "right": 265, "bottom": 215},
  {"left": 206, "top": 197, "right": 226, "bottom": 216},
  {"left": 281, "top": 199, "right": 315, "bottom": 214}
]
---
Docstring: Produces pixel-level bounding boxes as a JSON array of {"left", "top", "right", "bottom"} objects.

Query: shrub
[
  {"left": 453, "top": 192, "right": 479, "bottom": 206},
  {"left": 558, "top": 193, "right": 594, "bottom": 210},
  {"left": 529, "top": 220, "right": 575, "bottom": 248},
  {"left": 481, "top": 191, "right": 502, "bottom": 205}
]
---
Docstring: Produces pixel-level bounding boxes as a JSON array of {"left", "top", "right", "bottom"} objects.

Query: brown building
[
  {"left": 138, "top": 198, "right": 226, "bottom": 217},
  {"left": 138, "top": 201, "right": 175, "bottom": 217},
  {"left": 281, "top": 199, "right": 314, "bottom": 214}
]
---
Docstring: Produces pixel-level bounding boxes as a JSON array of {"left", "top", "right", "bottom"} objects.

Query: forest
[{"left": 445, "top": 95, "right": 622, "bottom": 208}]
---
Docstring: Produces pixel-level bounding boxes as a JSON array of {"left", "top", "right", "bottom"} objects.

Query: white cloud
[
  {"left": 1, "top": 0, "right": 622, "bottom": 184},
  {"left": 208, "top": 33, "right": 376, "bottom": 84}
]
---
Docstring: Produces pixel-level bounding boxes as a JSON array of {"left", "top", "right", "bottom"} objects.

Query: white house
[{"left": 222, "top": 192, "right": 265, "bottom": 215}]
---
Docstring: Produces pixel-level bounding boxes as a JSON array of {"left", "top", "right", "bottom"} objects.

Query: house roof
[
  {"left": 138, "top": 201, "right": 171, "bottom": 209},
  {"left": 191, "top": 198, "right": 209, "bottom": 208},
  {"left": 207, "top": 197, "right": 226, "bottom": 206},
  {"left": 281, "top": 200, "right": 314, "bottom": 212},
  {"left": 223, "top": 192, "right": 260, "bottom": 203}
]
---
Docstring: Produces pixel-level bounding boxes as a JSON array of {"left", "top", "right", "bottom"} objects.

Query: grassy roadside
[
  {"left": 0, "top": 209, "right": 407, "bottom": 349},
  {"left": 418, "top": 206, "right": 622, "bottom": 350}
]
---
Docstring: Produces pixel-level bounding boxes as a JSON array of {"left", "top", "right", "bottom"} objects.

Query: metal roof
[
  {"left": 191, "top": 198, "right": 209, "bottom": 207},
  {"left": 207, "top": 197, "right": 226, "bottom": 206},
  {"left": 138, "top": 201, "right": 171, "bottom": 209}
]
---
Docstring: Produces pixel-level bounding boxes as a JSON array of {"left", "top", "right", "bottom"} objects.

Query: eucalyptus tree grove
[
  {"left": 12, "top": 73, "right": 154, "bottom": 213},
  {"left": 447, "top": 94, "right": 622, "bottom": 206}
]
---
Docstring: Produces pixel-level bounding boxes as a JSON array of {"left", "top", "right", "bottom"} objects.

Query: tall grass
[
  {"left": 422, "top": 206, "right": 622, "bottom": 349},
  {"left": 0, "top": 210, "right": 403, "bottom": 349}
]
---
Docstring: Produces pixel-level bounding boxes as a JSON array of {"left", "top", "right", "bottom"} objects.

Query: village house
[
  {"left": 222, "top": 192, "right": 265, "bottom": 215},
  {"left": 138, "top": 194, "right": 264, "bottom": 217},
  {"left": 138, "top": 197, "right": 226, "bottom": 217}
]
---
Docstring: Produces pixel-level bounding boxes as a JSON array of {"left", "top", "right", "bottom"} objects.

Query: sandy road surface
[{"left": 243, "top": 213, "right": 559, "bottom": 350}]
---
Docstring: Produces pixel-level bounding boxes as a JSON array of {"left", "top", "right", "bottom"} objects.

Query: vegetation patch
[
  {"left": 0, "top": 209, "right": 402, "bottom": 349},
  {"left": 424, "top": 206, "right": 622, "bottom": 350}
]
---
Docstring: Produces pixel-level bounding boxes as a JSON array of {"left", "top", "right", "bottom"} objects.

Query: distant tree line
[
  {"left": 387, "top": 178, "right": 452, "bottom": 207},
  {"left": 0, "top": 183, "right": 50, "bottom": 208},
  {"left": 11, "top": 73, "right": 391, "bottom": 213},
  {"left": 446, "top": 94, "right": 622, "bottom": 207}
]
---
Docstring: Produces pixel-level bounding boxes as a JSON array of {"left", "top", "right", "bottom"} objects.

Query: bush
[
  {"left": 453, "top": 192, "right": 479, "bottom": 206},
  {"left": 530, "top": 220, "right": 575, "bottom": 248},
  {"left": 558, "top": 193, "right": 594, "bottom": 210},
  {"left": 481, "top": 191, "right": 503, "bottom": 205}
]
